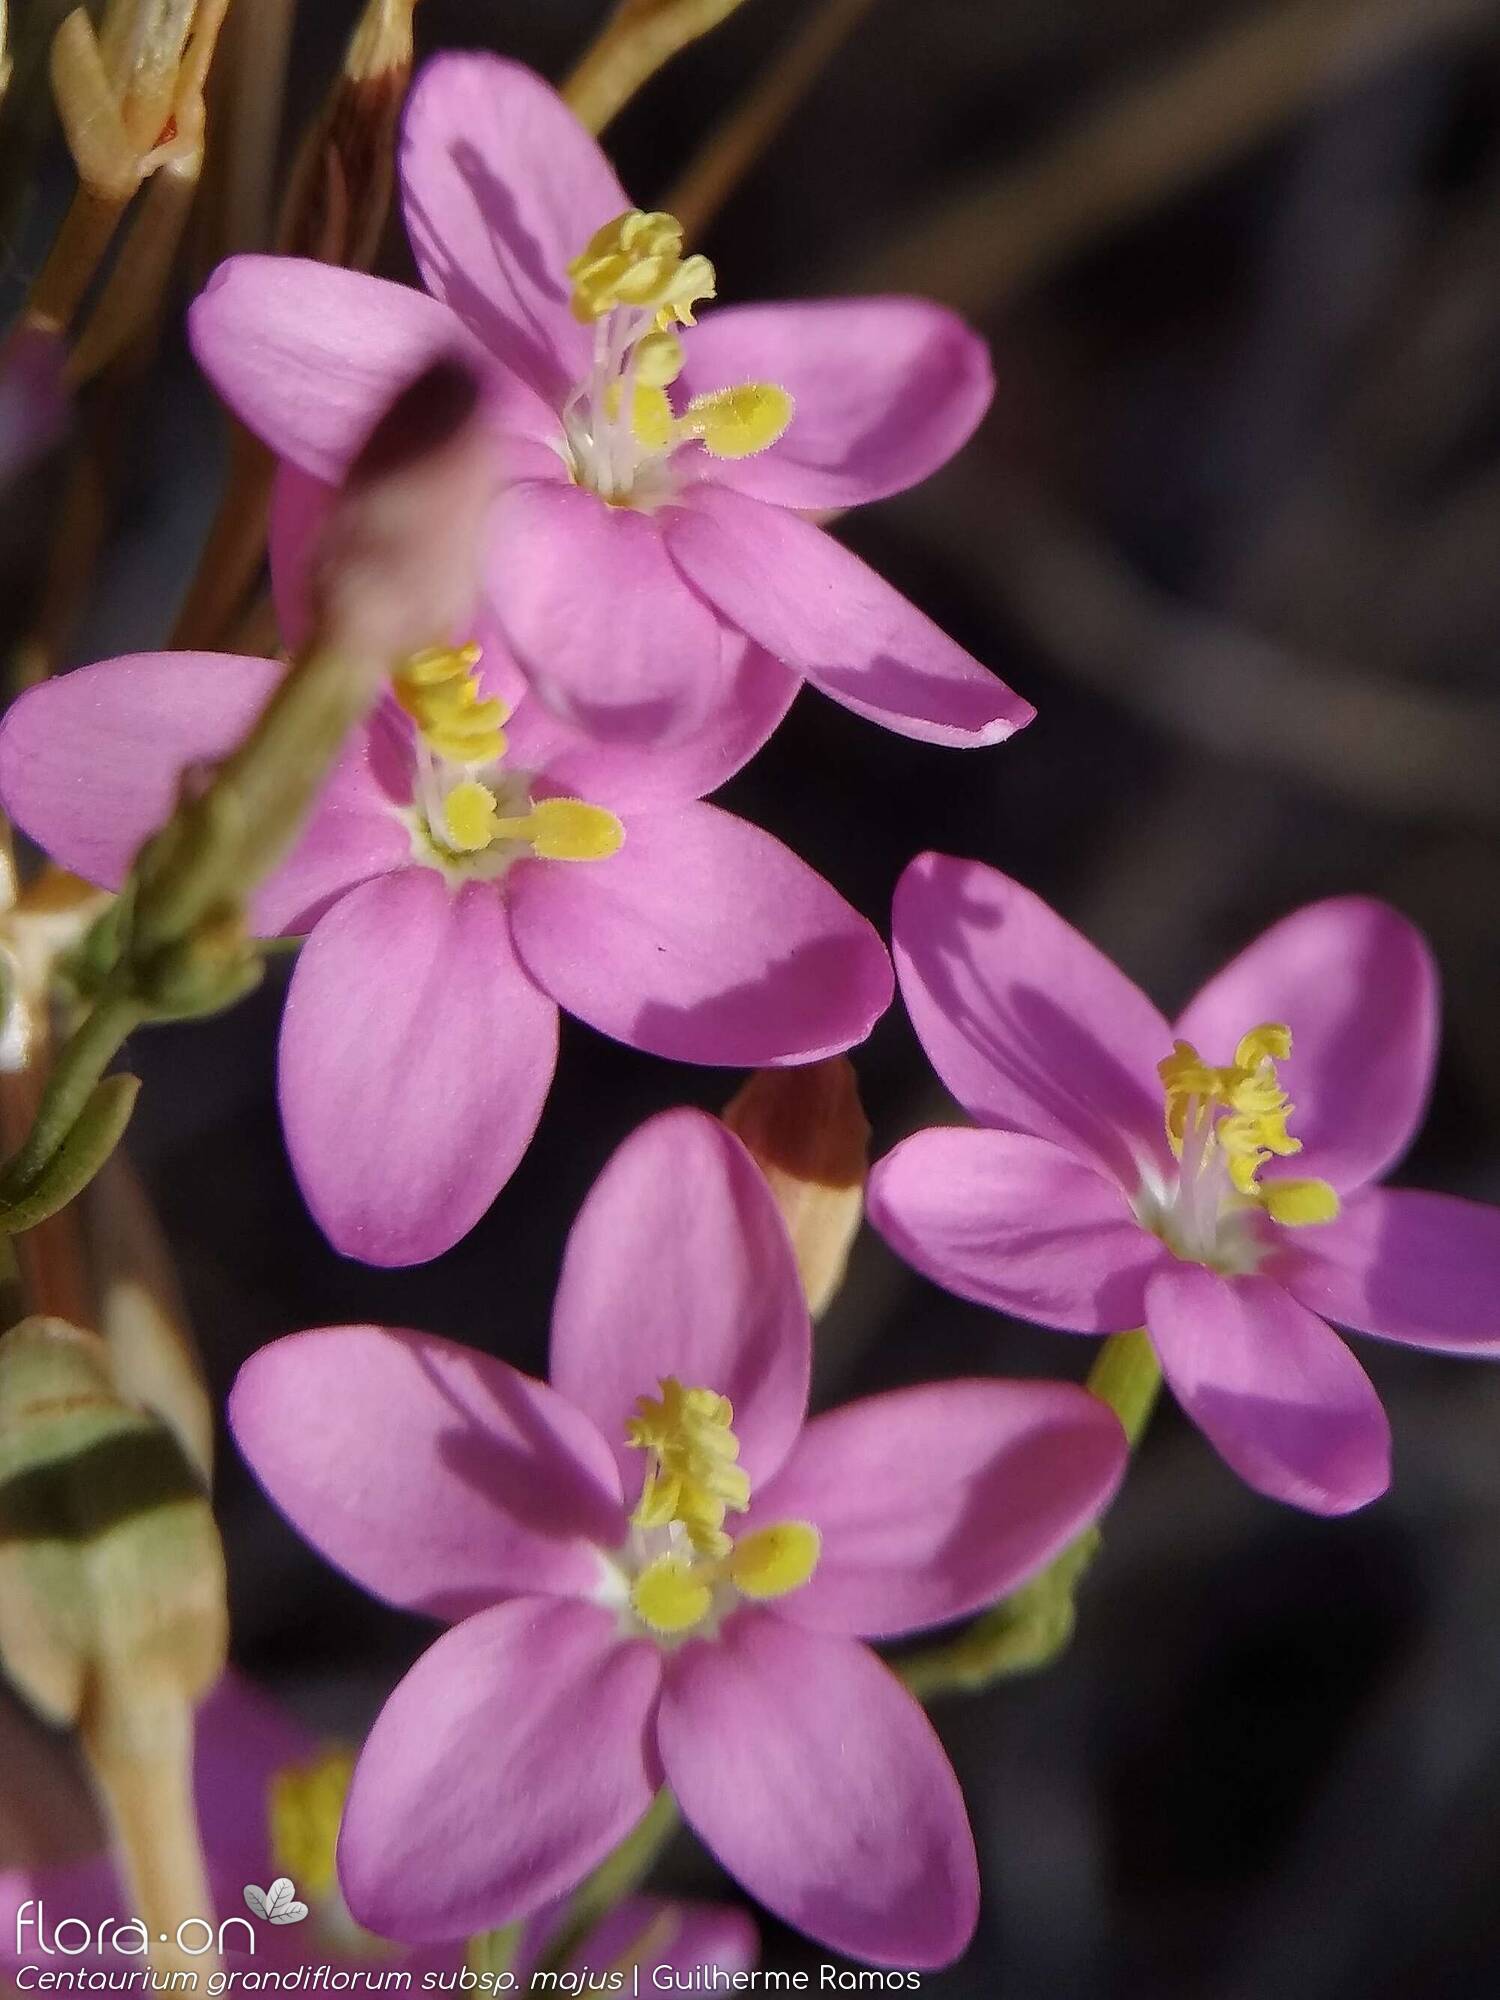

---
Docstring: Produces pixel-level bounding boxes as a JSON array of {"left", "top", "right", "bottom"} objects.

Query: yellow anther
[
  {"left": 1262, "top": 1177, "right": 1340, "bottom": 1227},
  {"left": 683, "top": 384, "right": 794, "bottom": 460},
  {"left": 605, "top": 379, "right": 677, "bottom": 453},
  {"left": 567, "top": 210, "right": 715, "bottom": 328},
  {"left": 491, "top": 797, "right": 624, "bottom": 863},
  {"left": 394, "top": 644, "right": 508, "bottom": 767},
  {"left": 727, "top": 1521, "right": 821, "bottom": 1601},
  {"left": 635, "top": 330, "right": 685, "bottom": 388},
  {"left": 268, "top": 1748, "right": 355, "bottom": 1903},
  {"left": 626, "top": 1377, "right": 751, "bottom": 1558},
  {"left": 441, "top": 781, "right": 499, "bottom": 854},
  {"left": 630, "top": 1554, "right": 714, "bottom": 1635},
  {"left": 1158, "top": 1020, "right": 1337, "bottom": 1223}
]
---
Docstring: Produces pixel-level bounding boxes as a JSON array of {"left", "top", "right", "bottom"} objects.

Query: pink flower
[
  {"left": 868, "top": 856, "right": 1500, "bottom": 1517},
  {"left": 187, "top": 52, "right": 1034, "bottom": 751},
  {"left": 0, "top": 1673, "right": 753, "bottom": 1981},
  {"left": 0, "top": 626, "right": 890, "bottom": 1266},
  {"left": 228, "top": 1110, "right": 1128, "bottom": 1966}
]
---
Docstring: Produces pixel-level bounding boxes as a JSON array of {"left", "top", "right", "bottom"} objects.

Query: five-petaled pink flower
[
  {"left": 188, "top": 51, "right": 1034, "bottom": 751},
  {"left": 869, "top": 856, "right": 1500, "bottom": 1517},
  {"left": 228, "top": 1109, "right": 1128, "bottom": 1967},
  {"left": 0, "top": 625, "right": 891, "bottom": 1266}
]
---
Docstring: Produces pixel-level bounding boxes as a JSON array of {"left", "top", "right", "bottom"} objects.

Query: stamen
[
  {"left": 1157, "top": 1022, "right": 1338, "bottom": 1229},
  {"left": 567, "top": 211, "right": 715, "bottom": 328},
  {"left": 268, "top": 1749, "right": 355, "bottom": 1904},
  {"left": 630, "top": 1554, "right": 714, "bottom": 1635},
  {"left": 682, "top": 385, "right": 794, "bottom": 460},
  {"left": 727, "top": 1522, "right": 821, "bottom": 1601},
  {"left": 394, "top": 644, "right": 508, "bottom": 766},
  {"left": 490, "top": 797, "right": 623, "bottom": 862},
  {"left": 626, "top": 1377, "right": 751, "bottom": 1558}
]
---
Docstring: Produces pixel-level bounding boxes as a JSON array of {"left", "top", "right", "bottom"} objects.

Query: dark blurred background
[{"left": 4, "top": 0, "right": 1500, "bottom": 1993}]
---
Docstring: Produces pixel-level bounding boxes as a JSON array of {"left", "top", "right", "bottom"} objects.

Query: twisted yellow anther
[
  {"left": 269, "top": 1749, "right": 354, "bottom": 1904},
  {"left": 394, "top": 644, "right": 508, "bottom": 767},
  {"left": 1158, "top": 1021, "right": 1338, "bottom": 1222},
  {"left": 568, "top": 210, "right": 716, "bottom": 329}
]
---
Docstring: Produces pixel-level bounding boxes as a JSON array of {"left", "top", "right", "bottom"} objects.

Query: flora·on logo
[{"left": 14, "top": 1901, "right": 257, "bottom": 1960}]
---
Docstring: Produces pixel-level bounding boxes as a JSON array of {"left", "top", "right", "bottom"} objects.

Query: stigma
[
  {"left": 391, "top": 644, "right": 624, "bottom": 880},
  {"left": 1140, "top": 1021, "right": 1339, "bottom": 1270},
  {"left": 561, "top": 209, "right": 793, "bottom": 506},
  {"left": 620, "top": 1375, "right": 819, "bottom": 1641}
]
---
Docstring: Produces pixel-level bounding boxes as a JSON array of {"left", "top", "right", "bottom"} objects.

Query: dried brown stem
[{"left": 563, "top": 0, "right": 753, "bottom": 136}]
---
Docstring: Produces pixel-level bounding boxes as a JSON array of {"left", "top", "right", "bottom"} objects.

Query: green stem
[
  {"left": 895, "top": 1327, "right": 1163, "bottom": 1700},
  {"left": 0, "top": 985, "right": 144, "bottom": 1194},
  {"left": 465, "top": 1924, "right": 521, "bottom": 1977},
  {"left": 535, "top": 1788, "right": 680, "bottom": 1976}
]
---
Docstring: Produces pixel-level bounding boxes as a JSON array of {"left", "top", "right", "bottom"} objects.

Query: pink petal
[
  {"left": 508, "top": 801, "right": 892, "bottom": 1066},
  {"left": 339, "top": 1598, "right": 661, "bottom": 1941},
  {"left": 666, "top": 483, "right": 1032, "bottom": 747},
  {"left": 230, "top": 1326, "right": 624, "bottom": 1620},
  {"left": 538, "top": 1898, "right": 759, "bottom": 1980},
  {"left": 400, "top": 53, "right": 628, "bottom": 406},
  {"left": 1174, "top": 898, "right": 1438, "bottom": 1195},
  {"left": 504, "top": 631, "right": 799, "bottom": 812},
  {"left": 550, "top": 1109, "right": 809, "bottom": 1493},
  {"left": 869, "top": 1126, "right": 1168, "bottom": 1332},
  {"left": 488, "top": 481, "right": 726, "bottom": 745},
  {"left": 279, "top": 871, "right": 557, "bottom": 1265},
  {"left": 749, "top": 1378, "right": 1126, "bottom": 1639},
  {"left": 248, "top": 710, "right": 412, "bottom": 935},
  {"left": 0, "top": 651, "right": 280, "bottom": 889},
  {"left": 1279, "top": 1186, "right": 1500, "bottom": 1355},
  {"left": 1145, "top": 1265, "right": 1391, "bottom": 1515},
  {"left": 676, "top": 298, "right": 992, "bottom": 510},
  {"left": 190, "top": 256, "right": 489, "bottom": 483},
  {"left": 893, "top": 854, "right": 1173, "bottom": 1185},
  {"left": 658, "top": 1614, "right": 977, "bottom": 1967}
]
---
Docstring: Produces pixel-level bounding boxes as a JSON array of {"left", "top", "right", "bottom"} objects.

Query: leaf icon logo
[{"left": 243, "top": 1879, "right": 310, "bottom": 1926}]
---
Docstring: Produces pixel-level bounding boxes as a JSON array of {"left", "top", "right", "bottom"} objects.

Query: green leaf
[{"left": 0, "top": 1074, "right": 141, "bottom": 1233}]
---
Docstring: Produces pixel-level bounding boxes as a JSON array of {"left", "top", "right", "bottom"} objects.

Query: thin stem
[
  {"left": 536, "top": 1788, "right": 680, "bottom": 1975},
  {"left": 563, "top": 0, "right": 752, "bottom": 137},
  {"left": 0, "top": 985, "right": 144, "bottom": 1195},
  {"left": 895, "top": 1327, "right": 1163, "bottom": 1700}
]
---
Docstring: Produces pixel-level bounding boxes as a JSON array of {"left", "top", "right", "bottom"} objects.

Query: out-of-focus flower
[
  {"left": 869, "top": 857, "right": 1500, "bottom": 1517},
  {"left": 0, "top": 1674, "right": 750, "bottom": 1979},
  {"left": 0, "top": 621, "right": 891, "bottom": 1265},
  {"left": 228, "top": 1109, "right": 1126, "bottom": 1965},
  {"left": 189, "top": 52, "right": 1034, "bottom": 750}
]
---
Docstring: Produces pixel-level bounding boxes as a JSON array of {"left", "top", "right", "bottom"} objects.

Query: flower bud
[
  {"left": 0, "top": 1316, "right": 226, "bottom": 1970},
  {"left": 722, "top": 1058, "right": 869, "bottom": 1317}
]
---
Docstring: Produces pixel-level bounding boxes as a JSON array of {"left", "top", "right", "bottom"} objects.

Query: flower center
[
  {"left": 391, "top": 644, "right": 623, "bottom": 880},
  {"left": 619, "top": 1375, "right": 819, "bottom": 1641},
  {"left": 561, "top": 210, "right": 793, "bottom": 506},
  {"left": 268, "top": 1747, "right": 355, "bottom": 1906},
  {"left": 1138, "top": 1021, "right": 1339, "bottom": 1271}
]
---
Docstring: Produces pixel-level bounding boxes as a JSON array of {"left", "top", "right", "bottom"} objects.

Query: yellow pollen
[
  {"left": 394, "top": 644, "right": 508, "bottom": 766},
  {"left": 626, "top": 1377, "right": 750, "bottom": 1558},
  {"left": 567, "top": 210, "right": 716, "bottom": 328},
  {"left": 441, "top": 780, "right": 498, "bottom": 853},
  {"left": 268, "top": 1748, "right": 354, "bottom": 1904},
  {"left": 494, "top": 797, "right": 623, "bottom": 862},
  {"left": 727, "top": 1521, "right": 821, "bottom": 1601},
  {"left": 683, "top": 385, "right": 795, "bottom": 460},
  {"left": 634, "top": 330, "right": 684, "bottom": 387},
  {"left": 630, "top": 1554, "right": 714, "bottom": 1635},
  {"left": 1158, "top": 1021, "right": 1338, "bottom": 1225},
  {"left": 605, "top": 379, "right": 677, "bottom": 453}
]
